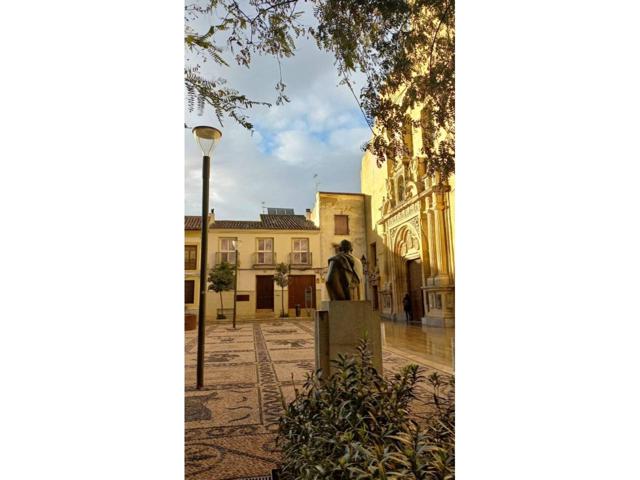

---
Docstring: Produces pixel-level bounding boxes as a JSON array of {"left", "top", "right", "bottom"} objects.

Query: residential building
[
  {"left": 184, "top": 216, "right": 203, "bottom": 317},
  {"left": 308, "top": 192, "right": 367, "bottom": 302},
  {"left": 185, "top": 209, "right": 322, "bottom": 320}
]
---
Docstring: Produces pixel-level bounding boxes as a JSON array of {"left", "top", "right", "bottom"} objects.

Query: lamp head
[{"left": 192, "top": 126, "right": 222, "bottom": 156}]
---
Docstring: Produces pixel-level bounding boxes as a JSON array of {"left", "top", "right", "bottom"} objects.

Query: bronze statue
[{"left": 325, "top": 239, "right": 361, "bottom": 300}]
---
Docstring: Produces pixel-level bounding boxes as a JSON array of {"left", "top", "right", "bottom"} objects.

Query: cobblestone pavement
[{"left": 185, "top": 319, "right": 448, "bottom": 480}]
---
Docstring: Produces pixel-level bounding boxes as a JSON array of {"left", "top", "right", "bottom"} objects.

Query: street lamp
[
  {"left": 231, "top": 240, "right": 239, "bottom": 329},
  {"left": 193, "top": 125, "right": 222, "bottom": 390},
  {"left": 361, "top": 254, "right": 369, "bottom": 302}
]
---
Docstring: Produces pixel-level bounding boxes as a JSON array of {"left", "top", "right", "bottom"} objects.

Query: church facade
[{"left": 361, "top": 114, "right": 455, "bottom": 327}]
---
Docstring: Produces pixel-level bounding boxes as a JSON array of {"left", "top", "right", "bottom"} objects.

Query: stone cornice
[
  {"left": 378, "top": 193, "right": 425, "bottom": 227},
  {"left": 420, "top": 174, "right": 452, "bottom": 196}
]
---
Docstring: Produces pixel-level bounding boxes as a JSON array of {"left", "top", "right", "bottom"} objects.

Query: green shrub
[{"left": 277, "top": 340, "right": 454, "bottom": 479}]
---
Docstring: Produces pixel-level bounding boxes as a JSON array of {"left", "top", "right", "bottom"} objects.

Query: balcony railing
[
  {"left": 252, "top": 251, "right": 276, "bottom": 268},
  {"left": 288, "top": 252, "right": 312, "bottom": 268},
  {"left": 214, "top": 251, "right": 237, "bottom": 265}
]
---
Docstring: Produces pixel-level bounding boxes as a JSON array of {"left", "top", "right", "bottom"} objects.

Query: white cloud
[
  {"left": 328, "top": 127, "right": 372, "bottom": 149},
  {"left": 185, "top": 21, "right": 373, "bottom": 220},
  {"left": 273, "top": 130, "right": 321, "bottom": 165}
]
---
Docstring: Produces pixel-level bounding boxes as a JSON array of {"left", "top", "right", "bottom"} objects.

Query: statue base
[{"left": 315, "top": 300, "right": 383, "bottom": 377}]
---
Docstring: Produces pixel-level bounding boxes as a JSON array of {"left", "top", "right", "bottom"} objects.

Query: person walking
[{"left": 403, "top": 293, "right": 412, "bottom": 322}]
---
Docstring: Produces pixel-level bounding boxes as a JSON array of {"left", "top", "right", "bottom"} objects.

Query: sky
[{"left": 184, "top": 9, "right": 372, "bottom": 220}]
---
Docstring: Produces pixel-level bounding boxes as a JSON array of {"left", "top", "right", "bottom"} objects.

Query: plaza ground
[{"left": 185, "top": 318, "right": 454, "bottom": 480}]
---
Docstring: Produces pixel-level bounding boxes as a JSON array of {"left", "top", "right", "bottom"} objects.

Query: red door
[
  {"left": 256, "top": 275, "right": 274, "bottom": 310},
  {"left": 288, "top": 275, "right": 316, "bottom": 309}
]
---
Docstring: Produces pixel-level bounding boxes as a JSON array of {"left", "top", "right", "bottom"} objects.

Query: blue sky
[{"left": 185, "top": 10, "right": 371, "bottom": 220}]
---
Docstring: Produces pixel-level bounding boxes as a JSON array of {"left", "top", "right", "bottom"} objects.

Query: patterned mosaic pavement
[{"left": 185, "top": 320, "right": 449, "bottom": 480}]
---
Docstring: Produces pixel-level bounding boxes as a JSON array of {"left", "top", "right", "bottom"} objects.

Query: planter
[{"left": 184, "top": 313, "right": 197, "bottom": 331}]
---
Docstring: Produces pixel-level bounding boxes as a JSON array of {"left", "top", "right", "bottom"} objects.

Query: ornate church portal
[
  {"left": 360, "top": 109, "right": 455, "bottom": 327},
  {"left": 373, "top": 161, "right": 455, "bottom": 327}
]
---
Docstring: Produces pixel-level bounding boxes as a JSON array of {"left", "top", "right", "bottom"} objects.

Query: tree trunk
[
  {"left": 219, "top": 291, "right": 224, "bottom": 316},
  {"left": 281, "top": 286, "right": 285, "bottom": 317}
]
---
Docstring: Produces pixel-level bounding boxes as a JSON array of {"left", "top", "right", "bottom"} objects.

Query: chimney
[
  {"left": 208, "top": 208, "right": 215, "bottom": 227},
  {"left": 305, "top": 208, "right": 312, "bottom": 221}
]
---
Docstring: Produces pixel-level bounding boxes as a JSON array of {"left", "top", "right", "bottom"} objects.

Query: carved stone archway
[
  {"left": 389, "top": 223, "right": 424, "bottom": 319},
  {"left": 393, "top": 225, "right": 420, "bottom": 258}
]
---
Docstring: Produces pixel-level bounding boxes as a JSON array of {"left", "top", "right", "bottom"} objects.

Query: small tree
[
  {"left": 274, "top": 263, "right": 290, "bottom": 318},
  {"left": 208, "top": 261, "right": 235, "bottom": 319}
]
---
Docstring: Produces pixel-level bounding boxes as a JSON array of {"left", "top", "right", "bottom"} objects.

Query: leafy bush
[
  {"left": 277, "top": 340, "right": 454, "bottom": 479},
  {"left": 207, "top": 261, "right": 235, "bottom": 318}
]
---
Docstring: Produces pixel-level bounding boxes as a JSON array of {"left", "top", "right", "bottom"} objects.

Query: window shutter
[
  {"left": 185, "top": 280, "right": 195, "bottom": 304},
  {"left": 334, "top": 215, "right": 349, "bottom": 235},
  {"left": 185, "top": 246, "right": 197, "bottom": 270}
]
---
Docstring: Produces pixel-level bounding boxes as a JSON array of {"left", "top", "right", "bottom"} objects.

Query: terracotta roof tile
[
  {"left": 258, "top": 214, "right": 318, "bottom": 230},
  {"left": 184, "top": 216, "right": 202, "bottom": 230},
  {"left": 210, "top": 220, "right": 264, "bottom": 229},
  {"left": 185, "top": 214, "right": 319, "bottom": 231},
  {"left": 212, "top": 214, "right": 318, "bottom": 230}
]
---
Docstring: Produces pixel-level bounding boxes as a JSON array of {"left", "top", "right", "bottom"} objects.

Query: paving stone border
[{"left": 185, "top": 320, "right": 444, "bottom": 480}]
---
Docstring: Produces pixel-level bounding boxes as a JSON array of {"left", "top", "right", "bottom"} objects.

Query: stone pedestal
[{"left": 315, "top": 300, "right": 383, "bottom": 377}]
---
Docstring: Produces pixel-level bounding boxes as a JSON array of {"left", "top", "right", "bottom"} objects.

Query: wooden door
[
  {"left": 185, "top": 280, "right": 195, "bottom": 304},
  {"left": 256, "top": 275, "right": 274, "bottom": 310},
  {"left": 288, "top": 275, "right": 316, "bottom": 309},
  {"left": 407, "top": 260, "right": 424, "bottom": 321}
]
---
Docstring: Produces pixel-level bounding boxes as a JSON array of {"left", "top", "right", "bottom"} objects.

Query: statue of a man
[{"left": 325, "top": 239, "right": 361, "bottom": 300}]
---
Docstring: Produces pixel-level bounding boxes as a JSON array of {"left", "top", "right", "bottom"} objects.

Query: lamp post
[
  {"left": 231, "top": 240, "right": 239, "bottom": 329},
  {"left": 361, "top": 254, "right": 369, "bottom": 302},
  {"left": 192, "top": 125, "right": 222, "bottom": 390}
]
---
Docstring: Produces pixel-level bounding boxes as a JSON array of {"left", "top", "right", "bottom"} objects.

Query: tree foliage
[
  {"left": 207, "top": 261, "right": 236, "bottom": 313},
  {"left": 314, "top": 0, "right": 455, "bottom": 178},
  {"left": 185, "top": 0, "right": 455, "bottom": 177},
  {"left": 208, "top": 260, "right": 236, "bottom": 292},
  {"left": 185, "top": 0, "right": 305, "bottom": 129},
  {"left": 273, "top": 262, "right": 290, "bottom": 317},
  {"left": 274, "top": 262, "right": 290, "bottom": 288}
]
